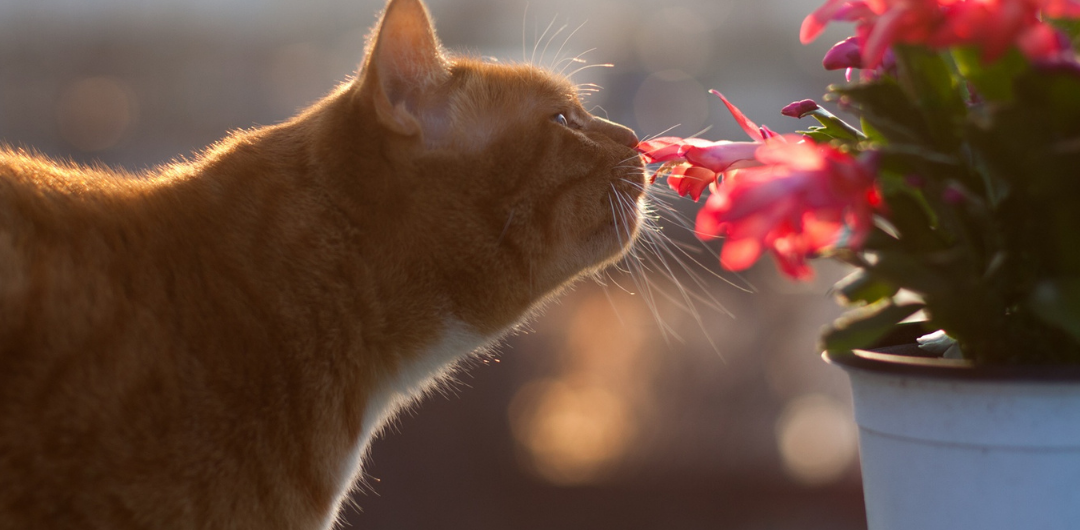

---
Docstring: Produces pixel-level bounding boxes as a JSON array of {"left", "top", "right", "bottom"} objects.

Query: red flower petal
[
  {"left": 710, "top": 90, "right": 764, "bottom": 142},
  {"left": 683, "top": 141, "right": 762, "bottom": 173},
  {"left": 667, "top": 165, "right": 716, "bottom": 201},
  {"left": 636, "top": 136, "right": 715, "bottom": 164},
  {"left": 720, "top": 238, "right": 765, "bottom": 272},
  {"left": 801, "top": 0, "right": 850, "bottom": 43},
  {"left": 693, "top": 139, "right": 879, "bottom": 281}
]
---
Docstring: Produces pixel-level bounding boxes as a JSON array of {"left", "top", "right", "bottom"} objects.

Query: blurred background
[{"left": 0, "top": 0, "right": 869, "bottom": 528}]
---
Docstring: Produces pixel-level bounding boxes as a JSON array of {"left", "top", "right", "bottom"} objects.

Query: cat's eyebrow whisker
[
  {"left": 565, "top": 62, "right": 613, "bottom": 79},
  {"left": 552, "top": 20, "right": 589, "bottom": 72},
  {"left": 539, "top": 21, "right": 569, "bottom": 69},
  {"left": 532, "top": 15, "right": 558, "bottom": 65},
  {"left": 554, "top": 48, "right": 597, "bottom": 77},
  {"left": 522, "top": 2, "right": 530, "bottom": 63}
]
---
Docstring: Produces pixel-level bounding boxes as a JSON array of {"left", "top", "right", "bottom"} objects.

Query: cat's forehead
[{"left": 452, "top": 59, "right": 579, "bottom": 108}]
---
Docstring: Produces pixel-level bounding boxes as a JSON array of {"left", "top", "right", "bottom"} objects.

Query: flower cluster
[
  {"left": 802, "top": 0, "right": 1080, "bottom": 68},
  {"left": 637, "top": 0, "right": 1080, "bottom": 364},
  {"left": 638, "top": 93, "right": 879, "bottom": 280}
]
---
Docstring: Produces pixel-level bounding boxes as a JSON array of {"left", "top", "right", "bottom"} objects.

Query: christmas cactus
[{"left": 638, "top": 0, "right": 1080, "bottom": 365}]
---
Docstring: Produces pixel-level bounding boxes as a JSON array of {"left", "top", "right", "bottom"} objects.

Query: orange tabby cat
[{"left": 0, "top": 0, "right": 644, "bottom": 528}]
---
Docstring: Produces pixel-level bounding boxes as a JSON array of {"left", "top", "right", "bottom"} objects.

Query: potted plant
[{"left": 636, "top": 1, "right": 1080, "bottom": 528}]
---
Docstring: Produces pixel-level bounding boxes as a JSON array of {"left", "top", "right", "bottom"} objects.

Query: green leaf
[
  {"left": 1048, "top": 18, "right": 1080, "bottom": 49},
  {"left": 869, "top": 250, "right": 954, "bottom": 296},
  {"left": 806, "top": 108, "right": 866, "bottom": 141},
  {"left": 834, "top": 81, "right": 932, "bottom": 145},
  {"left": 860, "top": 117, "right": 885, "bottom": 144},
  {"left": 876, "top": 190, "right": 948, "bottom": 252},
  {"left": 893, "top": 45, "right": 966, "bottom": 148},
  {"left": 834, "top": 269, "right": 900, "bottom": 306},
  {"left": 798, "top": 129, "right": 839, "bottom": 144},
  {"left": 951, "top": 46, "right": 1028, "bottom": 103},
  {"left": 822, "top": 302, "right": 926, "bottom": 353},
  {"left": 1030, "top": 279, "right": 1080, "bottom": 344},
  {"left": 895, "top": 45, "right": 964, "bottom": 111}
]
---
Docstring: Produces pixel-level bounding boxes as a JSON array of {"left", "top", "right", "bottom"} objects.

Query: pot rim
[{"left": 823, "top": 322, "right": 1080, "bottom": 382}]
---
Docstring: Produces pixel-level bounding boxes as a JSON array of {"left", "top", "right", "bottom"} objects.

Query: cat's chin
[{"left": 588, "top": 194, "right": 645, "bottom": 268}]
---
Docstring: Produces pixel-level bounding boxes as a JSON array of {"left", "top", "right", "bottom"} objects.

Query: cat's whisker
[
  {"left": 614, "top": 179, "right": 745, "bottom": 353},
  {"left": 641, "top": 124, "right": 683, "bottom": 142},
  {"left": 607, "top": 186, "right": 685, "bottom": 343},
  {"left": 597, "top": 274, "right": 630, "bottom": 328},
  {"left": 636, "top": 222, "right": 737, "bottom": 316},
  {"left": 627, "top": 182, "right": 744, "bottom": 283},
  {"left": 687, "top": 124, "right": 715, "bottom": 140}
]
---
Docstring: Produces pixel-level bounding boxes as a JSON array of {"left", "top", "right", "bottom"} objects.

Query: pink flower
[
  {"left": 822, "top": 36, "right": 864, "bottom": 70},
  {"left": 636, "top": 136, "right": 761, "bottom": 201},
  {"left": 636, "top": 91, "right": 777, "bottom": 201},
  {"left": 695, "top": 138, "right": 880, "bottom": 280},
  {"left": 824, "top": 36, "right": 897, "bottom": 81},
  {"left": 803, "top": 0, "right": 953, "bottom": 69},
  {"left": 803, "top": 0, "right": 1080, "bottom": 68}
]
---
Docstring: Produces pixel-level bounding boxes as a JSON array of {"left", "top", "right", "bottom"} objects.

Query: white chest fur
[
  {"left": 330, "top": 318, "right": 489, "bottom": 507},
  {"left": 359, "top": 319, "right": 488, "bottom": 447}
]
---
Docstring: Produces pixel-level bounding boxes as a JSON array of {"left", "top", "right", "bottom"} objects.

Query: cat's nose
[{"left": 593, "top": 117, "right": 639, "bottom": 148}]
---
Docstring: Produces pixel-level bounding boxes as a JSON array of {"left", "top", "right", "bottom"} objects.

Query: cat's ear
[{"left": 356, "top": 0, "right": 449, "bottom": 137}]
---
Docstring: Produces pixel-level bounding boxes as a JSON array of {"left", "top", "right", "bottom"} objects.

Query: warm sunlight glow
[
  {"left": 508, "top": 291, "right": 654, "bottom": 486},
  {"left": 775, "top": 393, "right": 858, "bottom": 486},
  {"left": 509, "top": 379, "right": 633, "bottom": 485}
]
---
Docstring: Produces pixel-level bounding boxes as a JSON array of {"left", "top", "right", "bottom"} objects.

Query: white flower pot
[{"left": 825, "top": 346, "right": 1080, "bottom": 530}]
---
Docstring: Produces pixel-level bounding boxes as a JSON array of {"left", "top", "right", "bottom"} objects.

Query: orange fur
[{"left": 0, "top": 1, "right": 644, "bottom": 528}]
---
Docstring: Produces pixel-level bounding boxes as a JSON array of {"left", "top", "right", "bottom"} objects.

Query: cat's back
[{"left": 0, "top": 145, "right": 343, "bottom": 530}]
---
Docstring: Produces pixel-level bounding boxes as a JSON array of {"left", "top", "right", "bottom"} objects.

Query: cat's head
[{"left": 310, "top": 0, "right": 645, "bottom": 333}]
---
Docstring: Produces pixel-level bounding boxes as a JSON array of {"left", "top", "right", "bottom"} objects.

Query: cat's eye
[{"left": 552, "top": 113, "right": 570, "bottom": 127}]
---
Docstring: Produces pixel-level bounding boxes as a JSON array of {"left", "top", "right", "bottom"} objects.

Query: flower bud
[
  {"left": 823, "top": 36, "right": 863, "bottom": 70},
  {"left": 943, "top": 184, "right": 966, "bottom": 205},
  {"left": 781, "top": 99, "right": 821, "bottom": 119}
]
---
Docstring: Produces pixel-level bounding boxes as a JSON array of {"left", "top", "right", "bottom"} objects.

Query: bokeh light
[
  {"left": 633, "top": 7, "right": 716, "bottom": 76},
  {"left": 509, "top": 289, "right": 656, "bottom": 485},
  {"left": 509, "top": 379, "right": 634, "bottom": 485},
  {"left": 55, "top": 76, "right": 137, "bottom": 152},
  {"left": 775, "top": 393, "right": 858, "bottom": 486}
]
